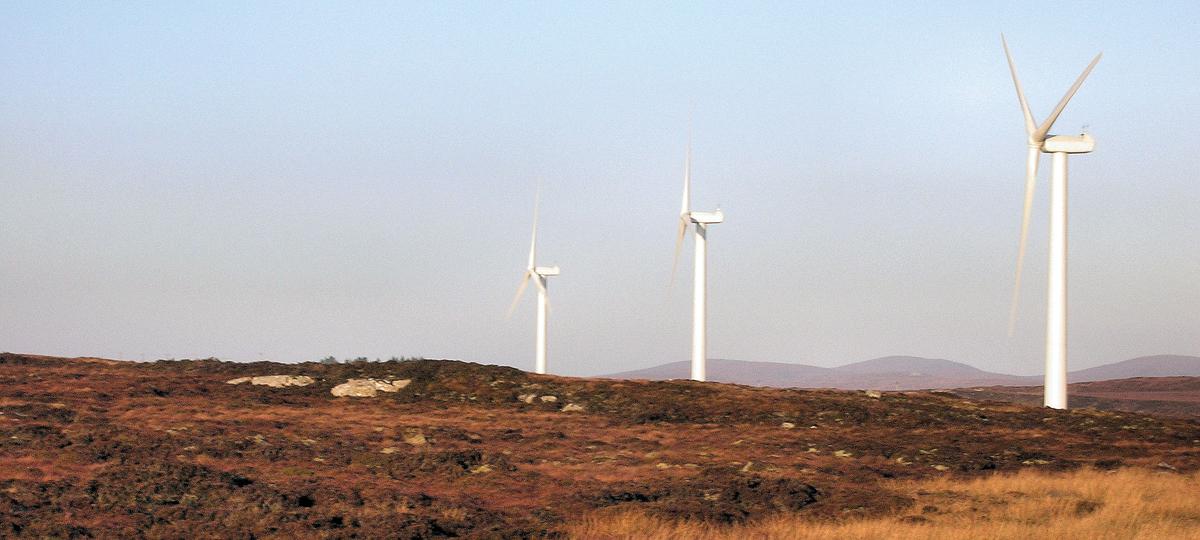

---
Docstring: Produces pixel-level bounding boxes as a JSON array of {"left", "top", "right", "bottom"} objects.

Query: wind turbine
[
  {"left": 508, "top": 187, "right": 559, "bottom": 375},
  {"left": 1002, "top": 35, "right": 1101, "bottom": 409},
  {"left": 672, "top": 138, "right": 724, "bottom": 382}
]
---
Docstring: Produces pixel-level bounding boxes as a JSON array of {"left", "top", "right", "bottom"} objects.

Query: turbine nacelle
[
  {"left": 534, "top": 265, "right": 560, "bottom": 277},
  {"left": 688, "top": 210, "right": 724, "bottom": 225},
  {"left": 1042, "top": 133, "right": 1095, "bottom": 154}
]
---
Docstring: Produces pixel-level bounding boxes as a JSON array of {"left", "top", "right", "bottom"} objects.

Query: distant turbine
[
  {"left": 1002, "top": 35, "right": 1101, "bottom": 409},
  {"left": 672, "top": 137, "right": 724, "bottom": 382},
  {"left": 508, "top": 187, "right": 560, "bottom": 375}
]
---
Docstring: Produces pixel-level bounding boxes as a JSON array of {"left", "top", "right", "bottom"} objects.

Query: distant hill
[
  {"left": 605, "top": 356, "right": 1030, "bottom": 390},
  {"left": 953, "top": 376, "right": 1200, "bottom": 418},
  {"left": 1069, "top": 355, "right": 1200, "bottom": 382},
  {"left": 605, "top": 355, "right": 1200, "bottom": 390}
]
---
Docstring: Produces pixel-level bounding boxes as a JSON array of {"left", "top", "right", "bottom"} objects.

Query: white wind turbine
[
  {"left": 672, "top": 138, "right": 724, "bottom": 382},
  {"left": 508, "top": 187, "right": 559, "bottom": 375},
  {"left": 1002, "top": 35, "right": 1102, "bottom": 410}
]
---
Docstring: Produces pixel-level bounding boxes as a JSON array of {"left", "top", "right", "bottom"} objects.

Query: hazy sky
[{"left": 2, "top": 2, "right": 1197, "bottom": 376}]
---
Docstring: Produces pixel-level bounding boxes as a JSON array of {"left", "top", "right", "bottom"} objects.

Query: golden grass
[{"left": 564, "top": 468, "right": 1200, "bottom": 540}]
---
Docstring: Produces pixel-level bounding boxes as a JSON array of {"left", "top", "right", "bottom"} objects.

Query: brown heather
[{"left": 1, "top": 353, "right": 1198, "bottom": 538}]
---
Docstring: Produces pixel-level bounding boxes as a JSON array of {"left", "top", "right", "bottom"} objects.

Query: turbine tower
[
  {"left": 1002, "top": 35, "right": 1101, "bottom": 409},
  {"left": 672, "top": 138, "right": 723, "bottom": 382},
  {"left": 508, "top": 188, "right": 559, "bottom": 375}
]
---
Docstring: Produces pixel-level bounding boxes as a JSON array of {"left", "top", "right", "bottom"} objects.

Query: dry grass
[{"left": 565, "top": 468, "right": 1200, "bottom": 540}]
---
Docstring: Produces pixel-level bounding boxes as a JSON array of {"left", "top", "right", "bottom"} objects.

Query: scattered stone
[
  {"left": 806, "top": 447, "right": 820, "bottom": 454},
  {"left": 228, "top": 375, "right": 315, "bottom": 387},
  {"left": 251, "top": 434, "right": 268, "bottom": 445},
  {"left": 655, "top": 462, "right": 671, "bottom": 469},
  {"left": 865, "top": 390, "right": 882, "bottom": 399},
  {"left": 895, "top": 456, "right": 912, "bottom": 465},
  {"left": 780, "top": 422, "right": 796, "bottom": 429},
  {"left": 741, "top": 461, "right": 756, "bottom": 472},
  {"left": 331, "top": 378, "right": 412, "bottom": 397},
  {"left": 380, "top": 447, "right": 400, "bottom": 454},
  {"left": 932, "top": 464, "right": 950, "bottom": 471},
  {"left": 517, "top": 393, "right": 537, "bottom": 404},
  {"left": 561, "top": 403, "right": 585, "bottom": 413},
  {"left": 1157, "top": 462, "right": 1178, "bottom": 472},
  {"left": 1021, "top": 459, "right": 1051, "bottom": 465},
  {"left": 252, "top": 375, "right": 315, "bottom": 388},
  {"left": 402, "top": 430, "right": 427, "bottom": 446},
  {"left": 833, "top": 450, "right": 853, "bottom": 458},
  {"left": 539, "top": 395, "right": 558, "bottom": 403},
  {"left": 469, "top": 464, "right": 493, "bottom": 474}
]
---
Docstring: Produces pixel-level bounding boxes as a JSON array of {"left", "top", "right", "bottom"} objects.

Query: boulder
[
  {"left": 331, "top": 378, "right": 412, "bottom": 397},
  {"left": 539, "top": 395, "right": 558, "bottom": 403},
  {"left": 250, "top": 375, "right": 315, "bottom": 388},
  {"left": 225, "top": 375, "right": 315, "bottom": 387},
  {"left": 403, "top": 429, "right": 427, "bottom": 446}
]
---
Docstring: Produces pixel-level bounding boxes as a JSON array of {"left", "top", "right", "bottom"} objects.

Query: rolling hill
[{"left": 605, "top": 355, "right": 1200, "bottom": 390}]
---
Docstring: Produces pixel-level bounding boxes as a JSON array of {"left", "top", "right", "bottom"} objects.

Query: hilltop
[
  {"left": 1, "top": 353, "right": 1198, "bottom": 538},
  {"left": 606, "top": 355, "right": 1200, "bottom": 390}
]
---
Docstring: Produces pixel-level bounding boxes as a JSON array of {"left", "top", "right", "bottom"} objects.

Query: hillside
[
  {"left": 953, "top": 376, "right": 1200, "bottom": 417},
  {"left": 1069, "top": 355, "right": 1200, "bottom": 382},
  {"left": 2, "top": 353, "right": 1198, "bottom": 538},
  {"left": 606, "top": 355, "right": 1200, "bottom": 390}
]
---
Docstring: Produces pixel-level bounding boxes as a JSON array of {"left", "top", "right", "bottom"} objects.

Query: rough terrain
[{"left": 1, "top": 353, "right": 1198, "bottom": 538}]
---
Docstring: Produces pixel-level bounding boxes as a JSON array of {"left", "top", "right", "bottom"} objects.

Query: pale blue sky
[{"left": 2, "top": 2, "right": 1197, "bottom": 375}]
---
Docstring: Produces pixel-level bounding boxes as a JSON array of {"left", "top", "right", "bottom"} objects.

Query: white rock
[
  {"left": 225, "top": 377, "right": 252, "bottom": 385},
  {"left": 539, "top": 395, "right": 558, "bottom": 403},
  {"left": 561, "top": 403, "right": 585, "bottom": 413},
  {"left": 250, "top": 375, "right": 315, "bottom": 388},
  {"left": 781, "top": 422, "right": 796, "bottom": 429},
  {"left": 330, "top": 378, "right": 412, "bottom": 397},
  {"left": 865, "top": 390, "right": 882, "bottom": 399},
  {"left": 517, "top": 393, "right": 537, "bottom": 404}
]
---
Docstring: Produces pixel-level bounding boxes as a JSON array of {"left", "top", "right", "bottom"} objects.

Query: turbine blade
[
  {"left": 670, "top": 216, "right": 688, "bottom": 286},
  {"left": 1001, "top": 34, "right": 1037, "bottom": 136},
  {"left": 1008, "top": 146, "right": 1041, "bottom": 336},
  {"left": 534, "top": 273, "right": 550, "bottom": 313},
  {"left": 506, "top": 272, "right": 532, "bottom": 318},
  {"left": 681, "top": 138, "right": 691, "bottom": 216},
  {"left": 527, "top": 185, "right": 540, "bottom": 270},
  {"left": 1033, "top": 51, "right": 1103, "bottom": 141}
]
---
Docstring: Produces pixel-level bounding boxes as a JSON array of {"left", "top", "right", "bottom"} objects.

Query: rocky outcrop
[
  {"left": 226, "top": 375, "right": 315, "bottom": 388},
  {"left": 330, "top": 378, "right": 412, "bottom": 397}
]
